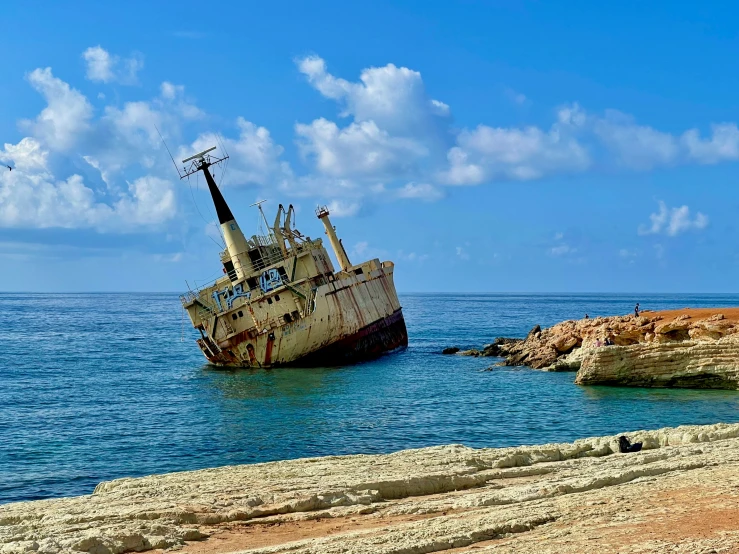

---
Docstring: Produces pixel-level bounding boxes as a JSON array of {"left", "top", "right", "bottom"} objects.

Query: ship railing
[
  {"left": 180, "top": 280, "right": 223, "bottom": 314},
  {"left": 244, "top": 248, "right": 287, "bottom": 272},
  {"left": 233, "top": 241, "right": 313, "bottom": 273},
  {"left": 181, "top": 240, "right": 315, "bottom": 314}
]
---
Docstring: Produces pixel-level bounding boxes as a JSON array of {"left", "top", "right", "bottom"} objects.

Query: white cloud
[
  {"left": 0, "top": 54, "right": 188, "bottom": 233},
  {"left": 83, "top": 46, "right": 143, "bottom": 85},
  {"left": 20, "top": 68, "right": 93, "bottom": 151},
  {"left": 295, "top": 118, "right": 426, "bottom": 179},
  {"left": 505, "top": 88, "right": 527, "bottom": 105},
  {"left": 326, "top": 199, "right": 360, "bottom": 217},
  {"left": 160, "top": 82, "right": 183, "bottom": 99},
  {"left": 294, "top": 55, "right": 450, "bottom": 192},
  {"left": 9, "top": 48, "right": 739, "bottom": 239},
  {"left": 441, "top": 122, "right": 590, "bottom": 185},
  {"left": 550, "top": 232, "right": 577, "bottom": 257},
  {"left": 682, "top": 123, "right": 739, "bottom": 164},
  {"left": 455, "top": 246, "right": 469, "bottom": 260},
  {"left": 639, "top": 201, "right": 709, "bottom": 237},
  {"left": 112, "top": 176, "right": 176, "bottom": 227},
  {"left": 350, "top": 241, "right": 388, "bottom": 260},
  {"left": 0, "top": 142, "right": 175, "bottom": 231},
  {"left": 396, "top": 182, "right": 443, "bottom": 201},
  {"left": 557, "top": 106, "right": 739, "bottom": 171},
  {"left": 397, "top": 250, "right": 429, "bottom": 262},
  {"left": 352, "top": 241, "right": 369, "bottom": 257},
  {"left": 152, "top": 252, "right": 184, "bottom": 263},
  {"left": 550, "top": 244, "right": 575, "bottom": 256},
  {"left": 0, "top": 137, "right": 48, "bottom": 172},
  {"left": 188, "top": 117, "right": 288, "bottom": 187},
  {"left": 297, "top": 55, "right": 449, "bottom": 136},
  {"left": 592, "top": 110, "right": 679, "bottom": 170}
]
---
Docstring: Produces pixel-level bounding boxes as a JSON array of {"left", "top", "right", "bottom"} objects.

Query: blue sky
[{"left": 2, "top": 1, "right": 739, "bottom": 292}]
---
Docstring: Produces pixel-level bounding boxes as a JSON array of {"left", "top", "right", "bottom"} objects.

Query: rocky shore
[
  {"left": 449, "top": 307, "right": 739, "bottom": 389},
  {"left": 5, "top": 423, "right": 739, "bottom": 553}
]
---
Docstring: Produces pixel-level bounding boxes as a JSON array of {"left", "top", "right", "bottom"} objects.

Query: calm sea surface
[{"left": 2, "top": 292, "right": 739, "bottom": 504}]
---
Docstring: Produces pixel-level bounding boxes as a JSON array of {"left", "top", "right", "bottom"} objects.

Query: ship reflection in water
[{"left": 178, "top": 145, "right": 407, "bottom": 368}]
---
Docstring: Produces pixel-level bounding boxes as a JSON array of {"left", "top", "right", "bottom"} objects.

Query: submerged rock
[{"left": 442, "top": 347, "right": 460, "bottom": 355}]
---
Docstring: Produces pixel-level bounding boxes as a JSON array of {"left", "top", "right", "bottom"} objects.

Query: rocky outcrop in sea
[{"left": 449, "top": 309, "right": 739, "bottom": 389}]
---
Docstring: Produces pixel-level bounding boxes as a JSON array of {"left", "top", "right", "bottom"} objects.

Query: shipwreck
[{"left": 179, "top": 146, "right": 408, "bottom": 367}]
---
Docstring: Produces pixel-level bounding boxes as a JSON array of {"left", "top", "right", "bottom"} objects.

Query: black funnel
[{"left": 201, "top": 163, "right": 235, "bottom": 224}]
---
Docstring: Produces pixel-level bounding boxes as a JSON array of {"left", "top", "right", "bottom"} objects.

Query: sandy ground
[{"left": 643, "top": 306, "right": 739, "bottom": 324}]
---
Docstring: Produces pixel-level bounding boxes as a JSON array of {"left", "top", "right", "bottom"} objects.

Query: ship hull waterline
[{"left": 201, "top": 309, "right": 408, "bottom": 369}]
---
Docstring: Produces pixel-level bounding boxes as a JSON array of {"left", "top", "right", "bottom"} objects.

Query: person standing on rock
[{"left": 634, "top": 303, "right": 640, "bottom": 317}]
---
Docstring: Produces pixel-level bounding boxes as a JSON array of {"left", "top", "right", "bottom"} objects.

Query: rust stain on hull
[{"left": 290, "top": 309, "right": 407, "bottom": 367}]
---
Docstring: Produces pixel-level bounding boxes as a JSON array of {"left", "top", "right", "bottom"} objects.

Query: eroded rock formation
[
  {"left": 454, "top": 308, "right": 739, "bottom": 389},
  {"left": 576, "top": 336, "right": 739, "bottom": 388},
  {"left": 4, "top": 423, "right": 739, "bottom": 553}
]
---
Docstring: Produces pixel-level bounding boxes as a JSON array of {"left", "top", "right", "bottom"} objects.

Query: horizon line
[{"left": 2, "top": 291, "right": 739, "bottom": 295}]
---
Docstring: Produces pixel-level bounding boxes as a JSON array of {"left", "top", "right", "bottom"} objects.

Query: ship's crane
[{"left": 2, "top": 164, "right": 11, "bottom": 171}]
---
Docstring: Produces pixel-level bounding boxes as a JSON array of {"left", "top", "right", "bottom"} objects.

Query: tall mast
[
  {"left": 316, "top": 205, "right": 352, "bottom": 271},
  {"left": 181, "top": 146, "right": 250, "bottom": 280}
]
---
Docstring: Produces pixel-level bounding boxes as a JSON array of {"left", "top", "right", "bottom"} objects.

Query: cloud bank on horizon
[{"left": 0, "top": 46, "right": 726, "bottom": 240}]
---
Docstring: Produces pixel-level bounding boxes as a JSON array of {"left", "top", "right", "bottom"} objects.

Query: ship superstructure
[{"left": 179, "top": 146, "right": 408, "bottom": 367}]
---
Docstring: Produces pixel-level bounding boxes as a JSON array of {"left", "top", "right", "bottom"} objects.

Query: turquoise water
[{"left": 2, "top": 292, "right": 739, "bottom": 504}]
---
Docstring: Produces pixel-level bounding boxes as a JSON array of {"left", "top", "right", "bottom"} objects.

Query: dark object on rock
[
  {"left": 481, "top": 337, "right": 522, "bottom": 357},
  {"left": 618, "top": 436, "right": 643, "bottom": 453},
  {"left": 526, "top": 325, "right": 542, "bottom": 340},
  {"left": 442, "top": 347, "right": 460, "bottom": 355}
]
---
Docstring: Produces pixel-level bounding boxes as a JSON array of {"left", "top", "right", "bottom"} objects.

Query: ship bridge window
[
  {"left": 277, "top": 266, "right": 288, "bottom": 281},
  {"left": 248, "top": 249, "right": 264, "bottom": 271},
  {"left": 275, "top": 294, "right": 280, "bottom": 301},
  {"left": 232, "top": 313, "right": 238, "bottom": 320},
  {"left": 238, "top": 310, "right": 244, "bottom": 318},
  {"left": 246, "top": 277, "right": 259, "bottom": 290},
  {"left": 291, "top": 310, "right": 300, "bottom": 321},
  {"left": 354, "top": 268, "right": 364, "bottom": 276},
  {"left": 223, "top": 261, "right": 238, "bottom": 282},
  {"left": 283, "top": 313, "right": 292, "bottom": 323},
  {"left": 267, "top": 297, "right": 273, "bottom": 305}
]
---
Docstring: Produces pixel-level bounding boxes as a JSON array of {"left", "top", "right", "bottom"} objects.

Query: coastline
[
  {"left": 6, "top": 423, "right": 739, "bottom": 553},
  {"left": 454, "top": 306, "right": 739, "bottom": 389}
]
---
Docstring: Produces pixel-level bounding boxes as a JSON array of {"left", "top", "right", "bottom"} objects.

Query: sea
[{"left": 3, "top": 292, "right": 739, "bottom": 505}]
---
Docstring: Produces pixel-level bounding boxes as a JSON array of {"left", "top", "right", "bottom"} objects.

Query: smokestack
[{"left": 201, "top": 163, "right": 250, "bottom": 279}]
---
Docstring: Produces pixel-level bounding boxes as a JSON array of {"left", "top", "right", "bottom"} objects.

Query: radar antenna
[
  {"left": 179, "top": 145, "right": 232, "bottom": 227},
  {"left": 180, "top": 145, "right": 228, "bottom": 178},
  {"left": 250, "top": 199, "right": 271, "bottom": 231}
]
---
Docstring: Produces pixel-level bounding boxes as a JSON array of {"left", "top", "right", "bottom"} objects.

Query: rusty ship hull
[
  {"left": 190, "top": 260, "right": 407, "bottom": 368},
  {"left": 179, "top": 146, "right": 407, "bottom": 368}
]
